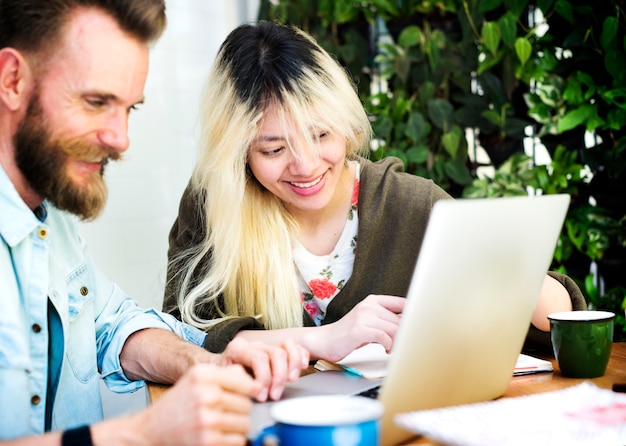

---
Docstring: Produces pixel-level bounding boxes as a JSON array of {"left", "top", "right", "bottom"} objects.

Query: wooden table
[
  {"left": 503, "top": 342, "right": 625, "bottom": 397},
  {"left": 403, "top": 342, "right": 626, "bottom": 445},
  {"left": 148, "top": 343, "right": 626, "bottom": 445}
]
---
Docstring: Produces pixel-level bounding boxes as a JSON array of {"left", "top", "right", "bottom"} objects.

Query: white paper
[
  {"left": 513, "top": 353, "right": 553, "bottom": 375},
  {"left": 315, "top": 343, "right": 390, "bottom": 379},
  {"left": 316, "top": 344, "right": 552, "bottom": 379},
  {"left": 395, "top": 382, "right": 626, "bottom": 446}
]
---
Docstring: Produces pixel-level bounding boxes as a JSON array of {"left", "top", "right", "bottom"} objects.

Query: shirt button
[
  {"left": 32, "top": 324, "right": 42, "bottom": 333},
  {"left": 37, "top": 228, "right": 48, "bottom": 239},
  {"left": 31, "top": 395, "right": 41, "bottom": 405},
  {"left": 80, "top": 286, "right": 89, "bottom": 296}
]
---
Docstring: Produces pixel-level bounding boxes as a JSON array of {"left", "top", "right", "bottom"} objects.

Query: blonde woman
[{"left": 164, "top": 21, "right": 585, "bottom": 362}]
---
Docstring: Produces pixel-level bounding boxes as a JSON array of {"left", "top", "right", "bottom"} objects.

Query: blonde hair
[{"left": 174, "top": 21, "right": 371, "bottom": 330}]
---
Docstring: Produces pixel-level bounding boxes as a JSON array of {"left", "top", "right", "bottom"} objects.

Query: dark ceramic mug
[{"left": 548, "top": 310, "right": 615, "bottom": 378}]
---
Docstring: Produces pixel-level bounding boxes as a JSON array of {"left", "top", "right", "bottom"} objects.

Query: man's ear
[{"left": 0, "top": 48, "right": 32, "bottom": 111}]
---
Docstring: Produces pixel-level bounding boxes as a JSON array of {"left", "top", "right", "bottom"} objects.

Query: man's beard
[{"left": 14, "top": 93, "right": 121, "bottom": 221}]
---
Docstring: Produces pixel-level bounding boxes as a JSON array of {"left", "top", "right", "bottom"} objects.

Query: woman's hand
[
  {"left": 532, "top": 275, "right": 573, "bottom": 331},
  {"left": 231, "top": 295, "right": 405, "bottom": 368},
  {"left": 316, "top": 294, "right": 406, "bottom": 363}
]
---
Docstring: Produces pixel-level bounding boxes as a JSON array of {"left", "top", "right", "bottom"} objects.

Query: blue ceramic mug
[{"left": 253, "top": 395, "right": 384, "bottom": 446}]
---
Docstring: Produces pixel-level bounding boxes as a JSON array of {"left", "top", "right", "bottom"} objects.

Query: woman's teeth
[{"left": 291, "top": 175, "right": 322, "bottom": 188}]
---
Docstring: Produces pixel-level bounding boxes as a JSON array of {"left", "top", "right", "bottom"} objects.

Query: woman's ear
[{"left": 0, "top": 48, "right": 32, "bottom": 111}]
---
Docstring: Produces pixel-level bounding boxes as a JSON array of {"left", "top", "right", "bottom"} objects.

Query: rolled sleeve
[{"left": 98, "top": 290, "right": 206, "bottom": 392}]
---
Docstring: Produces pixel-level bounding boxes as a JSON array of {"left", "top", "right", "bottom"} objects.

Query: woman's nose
[{"left": 289, "top": 145, "right": 320, "bottom": 175}]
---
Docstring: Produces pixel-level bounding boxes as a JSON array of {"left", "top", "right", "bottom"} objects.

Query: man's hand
[
  {"left": 102, "top": 363, "right": 260, "bottom": 446},
  {"left": 218, "top": 337, "right": 309, "bottom": 401},
  {"left": 120, "top": 328, "right": 308, "bottom": 402}
]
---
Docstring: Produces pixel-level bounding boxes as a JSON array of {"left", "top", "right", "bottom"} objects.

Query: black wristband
[{"left": 61, "top": 425, "right": 93, "bottom": 446}]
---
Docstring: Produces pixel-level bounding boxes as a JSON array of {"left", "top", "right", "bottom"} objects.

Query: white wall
[
  {"left": 79, "top": 0, "right": 259, "bottom": 311},
  {"left": 93, "top": 0, "right": 260, "bottom": 418}
]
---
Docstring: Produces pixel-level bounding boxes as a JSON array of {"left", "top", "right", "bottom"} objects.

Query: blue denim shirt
[{"left": 0, "top": 165, "right": 207, "bottom": 439}]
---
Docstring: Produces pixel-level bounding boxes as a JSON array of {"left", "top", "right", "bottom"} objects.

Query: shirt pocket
[{"left": 65, "top": 265, "right": 98, "bottom": 383}]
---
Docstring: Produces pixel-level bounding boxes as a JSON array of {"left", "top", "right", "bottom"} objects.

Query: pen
[
  {"left": 612, "top": 383, "right": 626, "bottom": 393},
  {"left": 341, "top": 365, "right": 364, "bottom": 377}
]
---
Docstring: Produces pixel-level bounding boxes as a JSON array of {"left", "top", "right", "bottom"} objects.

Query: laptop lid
[
  {"left": 250, "top": 194, "right": 570, "bottom": 445},
  {"left": 377, "top": 193, "right": 570, "bottom": 445}
]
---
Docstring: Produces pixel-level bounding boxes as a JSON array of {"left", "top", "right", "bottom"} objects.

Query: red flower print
[
  {"left": 304, "top": 302, "right": 320, "bottom": 318},
  {"left": 309, "top": 278, "right": 337, "bottom": 299},
  {"left": 351, "top": 179, "right": 360, "bottom": 206}
]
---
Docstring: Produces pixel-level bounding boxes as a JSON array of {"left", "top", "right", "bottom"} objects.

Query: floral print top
[{"left": 294, "top": 162, "right": 360, "bottom": 325}]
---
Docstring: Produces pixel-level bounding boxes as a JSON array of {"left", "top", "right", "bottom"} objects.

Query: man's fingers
[
  {"left": 187, "top": 363, "right": 260, "bottom": 399},
  {"left": 220, "top": 338, "right": 310, "bottom": 401},
  {"left": 281, "top": 339, "right": 310, "bottom": 380}
]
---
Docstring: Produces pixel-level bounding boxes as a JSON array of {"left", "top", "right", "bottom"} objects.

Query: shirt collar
[{"left": 0, "top": 164, "right": 43, "bottom": 247}]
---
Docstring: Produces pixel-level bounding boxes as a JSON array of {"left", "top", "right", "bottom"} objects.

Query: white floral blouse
[{"left": 294, "top": 162, "right": 360, "bottom": 325}]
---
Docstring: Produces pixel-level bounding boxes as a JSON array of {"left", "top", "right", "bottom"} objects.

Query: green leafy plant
[
  {"left": 584, "top": 277, "right": 626, "bottom": 341},
  {"left": 566, "top": 204, "right": 626, "bottom": 263},
  {"left": 259, "top": 0, "right": 626, "bottom": 333},
  {"left": 463, "top": 145, "right": 591, "bottom": 277},
  {"left": 366, "top": 21, "right": 474, "bottom": 192},
  {"left": 463, "top": 144, "right": 588, "bottom": 198},
  {"left": 462, "top": 152, "right": 535, "bottom": 197},
  {"left": 258, "top": 0, "right": 374, "bottom": 99}
]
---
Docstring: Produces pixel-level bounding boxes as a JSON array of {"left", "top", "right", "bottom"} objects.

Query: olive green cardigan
[{"left": 164, "top": 156, "right": 587, "bottom": 353}]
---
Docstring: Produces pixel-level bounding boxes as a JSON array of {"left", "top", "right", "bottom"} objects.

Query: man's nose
[{"left": 97, "top": 110, "right": 130, "bottom": 153}]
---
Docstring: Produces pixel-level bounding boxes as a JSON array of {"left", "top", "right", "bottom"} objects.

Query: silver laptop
[{"left": 250, "top": 194, "right": 570, "bottom": 445}]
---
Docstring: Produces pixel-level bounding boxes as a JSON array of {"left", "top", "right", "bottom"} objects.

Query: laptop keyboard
[{"left": 358, "top": 385, "right": 380, "bottom": 399}]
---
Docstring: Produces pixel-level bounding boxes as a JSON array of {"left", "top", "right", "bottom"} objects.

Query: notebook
[{"left": 249, "top": 194, "right": 570, "bottom": 445}]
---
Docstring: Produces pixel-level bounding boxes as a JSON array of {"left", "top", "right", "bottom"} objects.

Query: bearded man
[{"left": 0, "top": 1, "right": 308, "bottom": 445}]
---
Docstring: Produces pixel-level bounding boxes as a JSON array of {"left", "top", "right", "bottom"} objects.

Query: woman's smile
[{"left": 287, "top": 172, "right": 327, "bottom": 196}]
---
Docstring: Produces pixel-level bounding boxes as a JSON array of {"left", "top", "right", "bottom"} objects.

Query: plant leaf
[
  {"left": 481, "top": 109, "right": 502, "bottom": 126},
  {"left": 442, "top": 126, "right": 462, "bottom": 157},
  {"left": 557, "top": 105, "right": 594, "bottom": 133},
  {"left": 562, "top": 76, "right": 584, "bottom": 105},
  {"left": 536, "top": 0, "right": 555, "bottom": 14},
  {"left": 601, "top": 16, "right": 618, "bottom": 50},
  {"left": 406, "top": 145, "right": 429, "bottom": 164},
  {"left": 444, "top": 158, "right": 473, "bottom": 186},
  {"left": 601, "top": 88, "right": 626, "bottom": 109},
  {"left": 605, "top": 49, "right": 626, "bottom": 81},
  {"left": 479, "top": 0, "right": 503, "bottom": 13},
  {"left": 515, "top": 37, "right": 532, "bottom": 66},
  {"left": 427, "top": 98, "right": 454, "bottom": 129},
  {"left": 482, "top": 21, "right": 501, "bottom": 56},
  {"left": 371, "top": 114, "right": 393, "bottom": 140},
  {"left": 398, "top": 25, "right": 422, "bottom": 48},
  {"left": 405, "top": 111, "right": 427, "bottom": 143},
  {"left": 498, "top": 12, "right": 518, "bottom": 48},
  {"left": 503, "top": 0, "right": 528, "bottom": 17},
  {"left": 554, "top": 0, "right": 575, "bottom": 24},
  {"left": 370, "top": 0, "right": 400, "bottom": 17}
]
